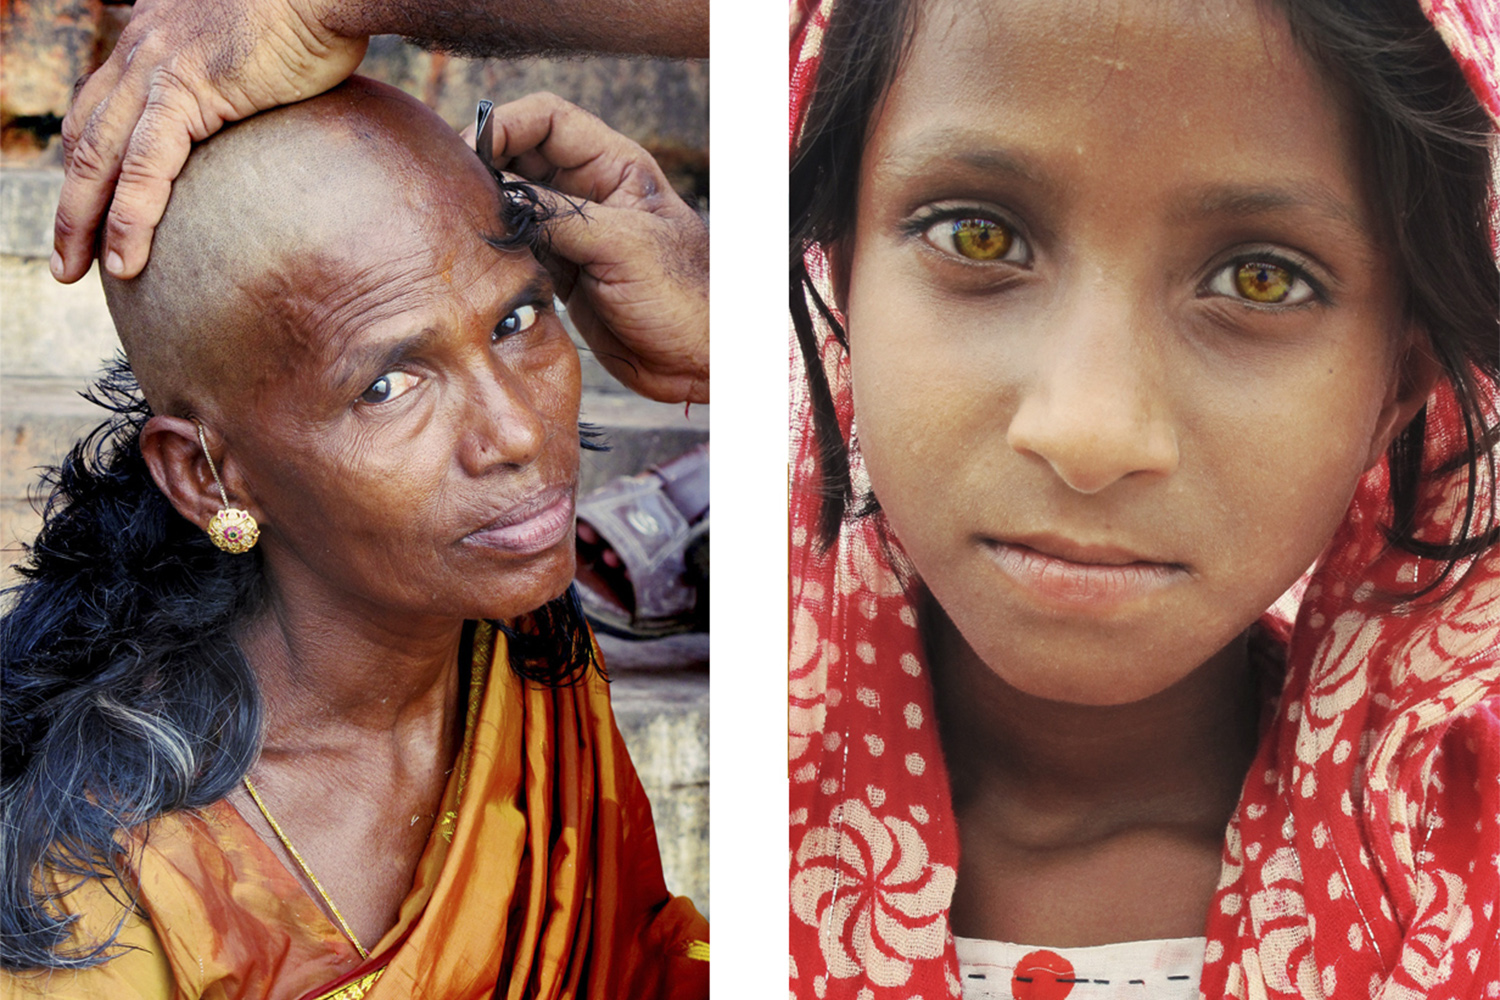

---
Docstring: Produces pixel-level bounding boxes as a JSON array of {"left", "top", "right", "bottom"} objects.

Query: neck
[
  {"left": 925, "top": 596, "right": 1260, "bottom": 847},
  {"left": 227, "top": 563, "right": 473, "bottom": 953},
  {"left": 238, "top": 570, "right": 466, "bottom": 759}
]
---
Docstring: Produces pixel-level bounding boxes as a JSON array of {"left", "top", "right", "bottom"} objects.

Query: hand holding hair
[{"left": 469, "top": 92, "right": 709, "bottom": 405}]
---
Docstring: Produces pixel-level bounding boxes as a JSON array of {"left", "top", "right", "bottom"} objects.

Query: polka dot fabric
[{"left": 789, "top": 4, "right": 1500, "bottom": 999}]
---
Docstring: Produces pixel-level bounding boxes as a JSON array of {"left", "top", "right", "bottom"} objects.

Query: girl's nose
[
  {"left": 458, "top": 367, "right": 549, "bottom": 475},
  {"left": 1005, "top": 302, "right": 1179, "bottom": 495}
]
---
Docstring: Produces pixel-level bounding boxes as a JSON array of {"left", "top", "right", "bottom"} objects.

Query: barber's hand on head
[
  {"left": 469, "top": 93, "right": 709, "bottom": 405},
  {"left": 52, "top": 0, "right": 365, "bottom": 284}
]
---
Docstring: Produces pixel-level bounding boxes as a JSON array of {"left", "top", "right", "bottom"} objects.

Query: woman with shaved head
[{"left": 1, "top": 77, "right": 707, "bottom": 999}]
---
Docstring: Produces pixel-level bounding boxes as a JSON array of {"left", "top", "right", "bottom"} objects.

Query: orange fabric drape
[{"left": 5, "top": 623, "right": 706, "bottom": 1000}]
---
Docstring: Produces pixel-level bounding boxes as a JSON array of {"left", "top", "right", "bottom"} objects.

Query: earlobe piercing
[{"left": 195, "top": 421, "right": 259, "bottom": 554}]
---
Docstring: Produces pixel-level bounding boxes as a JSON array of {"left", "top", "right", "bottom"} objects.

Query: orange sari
[{"left": 5, "top": 623, "right": 708, "bottom": 1000}]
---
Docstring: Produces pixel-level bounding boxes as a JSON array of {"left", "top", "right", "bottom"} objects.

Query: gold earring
[{"left": 195, "top": 422, "right": 259, "bottom": 554}]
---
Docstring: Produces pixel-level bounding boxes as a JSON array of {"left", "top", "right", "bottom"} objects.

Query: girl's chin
[
  {"left": 966, "top": 628, "right": 1252, "bottom": 707},
  {"left": 990, "top": 670, "right": 1189, "bottom": 707}
]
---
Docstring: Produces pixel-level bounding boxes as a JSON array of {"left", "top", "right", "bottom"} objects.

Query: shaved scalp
[{"left": 103, "top": 77, "right": 500, "bottom": 418}]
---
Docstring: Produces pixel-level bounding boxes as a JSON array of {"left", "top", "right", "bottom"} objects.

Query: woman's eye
[
  {"left": 1209, "top": 259, "right": 1316, "bottom": 306},
  {"left": 359, "top": 370, "right": 421, "bottom": 405},
  {"left": 494, "top": 304, "right": 540, "bottom": 340},
  {"left": 923, "top": 217, "right": 1026, "bottom": 263}
]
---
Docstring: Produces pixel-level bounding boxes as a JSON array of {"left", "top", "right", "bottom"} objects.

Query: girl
[{"left": 789, "top": 1, "right": 1499, "bottom": 997}]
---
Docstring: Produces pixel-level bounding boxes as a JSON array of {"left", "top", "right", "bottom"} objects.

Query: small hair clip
[{"left": 475, "top": 99, "right": 496, "bottom": 171}]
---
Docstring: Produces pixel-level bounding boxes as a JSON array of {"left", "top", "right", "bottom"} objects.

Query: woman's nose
[
  {"left": 458, "top": 368, "right": 549, "bottom": 475},
  {"left": 1005, "top": 304, "right": 1179, "bottom": 495}
]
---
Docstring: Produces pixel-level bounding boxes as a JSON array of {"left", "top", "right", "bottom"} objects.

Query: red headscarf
[{"left": 788, "top": 3, "right": 1500, "bottom": 998}]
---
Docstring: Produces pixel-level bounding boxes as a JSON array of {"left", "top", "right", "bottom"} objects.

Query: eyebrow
[
  {"left": 874, "top": 130, "right": 1053, "bottom": 190},
  {"left": 1168, "top": 181, "right": 1363, "bottom": 231},
  {"left": 329, "top": 272, "right": 557, "bottom": 393},
  {"left": 330, "top": 326, "right": 443, "bottom": 393},
  {"left": 509, "top": 274, "right": 555, "bottom": 307},
  {"left": 878, "top": 131, "right": 1366, "bottom": 232}
]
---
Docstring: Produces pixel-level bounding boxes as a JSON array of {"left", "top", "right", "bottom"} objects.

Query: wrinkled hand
[
  {"left": 469, "top": 93, "right": 709, "bottom": 405},
  {"left": 52, "top": 0, "right": 365, "bottom": 283}
]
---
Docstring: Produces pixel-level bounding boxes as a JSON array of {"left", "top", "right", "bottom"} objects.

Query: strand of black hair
[
  {"left": 0, "top": 359, "right": 264, "bottom": 969},
  {"left": 790, "top": 267, "right": 853, "bottom": 550},
  {"left": 1277, "top": 0, "right": 1500, "bottom": 600}
]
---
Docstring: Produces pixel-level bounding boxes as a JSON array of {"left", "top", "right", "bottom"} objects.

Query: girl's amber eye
[
  {"left": 1234, "top": 261, "right": 1295, "bottom": 303},
  {"left": 1206, "top": 255, "right": 1316, "bottom": 306},
  {"left": 920, "top": 213, "right": 1028, "bottom": 264},
  {"left": 949, "top": 218, "right": 1013, "bottom": 261}
]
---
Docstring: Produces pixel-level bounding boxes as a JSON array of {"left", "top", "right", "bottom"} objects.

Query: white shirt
[{"left": 955, "top": 934, "right": 1205, "bottom": 999}]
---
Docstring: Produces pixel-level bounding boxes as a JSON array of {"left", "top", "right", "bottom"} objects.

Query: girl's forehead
[
  {"left": 878, "top": 0, "right": 1365, "bottom": 203},
  {"left": 915, "top": 0, "right": 1297, "bottom": 65},
  {"left": 864, "top": 0, "right": 1374, "bottom": 245}
]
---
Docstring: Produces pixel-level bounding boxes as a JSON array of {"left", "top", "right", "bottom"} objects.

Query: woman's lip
[
  {"left": 465, "top": 491, "right": 575, "bottom": 555},
  {"left": 984, "top": 540, "right": 1186, "bottom": 607}
]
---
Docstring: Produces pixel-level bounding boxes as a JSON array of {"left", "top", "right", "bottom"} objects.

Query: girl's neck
[
  {"left": 925, "top": 595, "right": 1260, "bottom": 836},
  {"left": 924, "top": 596, "right": 1262, "bottom": 946}
]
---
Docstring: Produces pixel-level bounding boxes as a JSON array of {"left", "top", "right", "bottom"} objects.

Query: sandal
[{"left": 575, "top": 444, "right": 708, "bottom": 639}]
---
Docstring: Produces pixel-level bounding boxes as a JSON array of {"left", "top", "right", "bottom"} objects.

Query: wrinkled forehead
[
  {"left": 244, "top": 190, "right": 524, "bottom": 368},
  {"left": 207, "top": 177, "right": 515, "bottom": 423},
  {"left": 107, "top": 78, "right": 513, "bottom": 417}
]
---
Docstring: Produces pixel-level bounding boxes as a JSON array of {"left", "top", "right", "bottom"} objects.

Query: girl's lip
[
  {"left": 465, "top": 492, "right": 575, "bottom": 555},
  {"left": 983, "top": 540, "right": 1186, "bottom": 608}
]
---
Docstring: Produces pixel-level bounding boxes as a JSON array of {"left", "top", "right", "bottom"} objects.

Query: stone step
[
  {"left": 610, "top": 667, "right": 709, "bottom": 916},
  {"left": 0, "top": 170, "right": 67, "bottom": 258}
]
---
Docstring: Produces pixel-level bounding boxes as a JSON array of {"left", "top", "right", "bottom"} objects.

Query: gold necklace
[
  {"left": 239, "top": 628, "right": 491, "bottom": 968},
  {"left": 242, "top": 776, "right": 369, "bottom": 959}
]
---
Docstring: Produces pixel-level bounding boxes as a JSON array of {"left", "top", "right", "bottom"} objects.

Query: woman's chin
[
  {"left": 470, "top": 548, "right": 578, "bottom": 622},
  {"left": 254, "top": 534, "right": 578, "bottom": 627}
]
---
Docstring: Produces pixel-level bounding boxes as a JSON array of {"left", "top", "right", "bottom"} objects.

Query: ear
[
  {"left": 139, "top": 416, "right": 253, "bottom": 531},
  {"left": 1364, "top": 329, "right": 1441, "bottom": 471}
]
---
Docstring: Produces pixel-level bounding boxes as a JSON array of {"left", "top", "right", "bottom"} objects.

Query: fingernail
[
  {"left": 50, "top": 250, "right": 64, "bottom": 278},
  {"left": 105, "top": 250, "right": 124, "bottom": 276}
]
